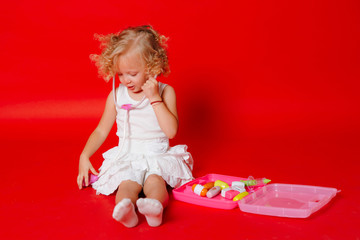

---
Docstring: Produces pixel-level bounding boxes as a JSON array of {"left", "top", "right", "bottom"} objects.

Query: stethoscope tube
[
  {"left": 100, "top": 75, "right": 160, "bottom": 176},
  {"left": 99, "top": 76, "right": 148, "bottom": 176}
]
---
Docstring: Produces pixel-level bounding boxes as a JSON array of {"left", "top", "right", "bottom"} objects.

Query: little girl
[{"left": 76, "top": 25, "right": 194, "bottom": 227}]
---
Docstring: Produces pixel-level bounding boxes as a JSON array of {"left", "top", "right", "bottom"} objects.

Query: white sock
[
  {"left": 136, "top": 198, "right": 163, "bottom": 227},
  {"left": 112, "top": 198, "right": 138, "bottom": 228}
]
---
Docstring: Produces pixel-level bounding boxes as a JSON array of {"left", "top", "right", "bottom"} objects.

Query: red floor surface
[{"left": 1, "top": 0, "right": 360, "bottom": 239}]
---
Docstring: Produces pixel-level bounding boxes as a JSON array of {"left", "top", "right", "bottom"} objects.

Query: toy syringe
[
  {"left": 240, "top": 177, "right": 271, "bottom": 187},
  {"left": 240, "top": 176, "right": 271, "bottom": 192}
]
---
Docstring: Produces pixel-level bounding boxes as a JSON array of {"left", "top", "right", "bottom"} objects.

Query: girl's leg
[
  {"left": 113, "top": 180, "right": 142, "bottom": 228},
  {"left": 136, "top": 174, "right": 168, "bottom": 227},
  {"left": 115, "top": 180, "right": 142, "bottom": 205},
  {"left": 143, "top": 174, "right": 169, "bottom": 206}
]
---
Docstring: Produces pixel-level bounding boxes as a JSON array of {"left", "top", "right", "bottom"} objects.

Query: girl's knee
[
  {"left": 144, "top": 174, "right": 166, "bottom": 186},
  {"left": 118, "top": 180, "right": 142, "bottom": 193},
  {"left": 143, "top": 174, "right": 169, "bottom": 206}
]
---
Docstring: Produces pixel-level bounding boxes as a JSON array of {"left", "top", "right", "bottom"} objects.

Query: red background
[{"left": 1, "top": 0, "right": 359, "bottom": 239}]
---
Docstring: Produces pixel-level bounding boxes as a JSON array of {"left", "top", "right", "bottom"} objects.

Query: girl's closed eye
[{"left": 129, "top": 72, "right": 138, "bottom": 77}]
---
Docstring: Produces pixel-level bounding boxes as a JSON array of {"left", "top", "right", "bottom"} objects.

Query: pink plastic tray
[
  {"left": 238, "top": 183, "right": 338, "bottom": 218},
  {"left": 172, "top": 173, "right": 249, "bottom": 209}
]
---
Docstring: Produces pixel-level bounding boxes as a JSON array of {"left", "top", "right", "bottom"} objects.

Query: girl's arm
[
  {"left": 77, "top": 91, "right": 117, "bottom": 189},
  {"left": 142, "top": 78, "right": 179, "bottom": 139}
]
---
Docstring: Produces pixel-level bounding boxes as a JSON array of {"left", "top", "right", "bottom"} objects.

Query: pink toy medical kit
[
  {"left": 172, "top": 173, "right": 339, "bottom": 218},
  {"left": 173, "top": 174, "right": 252, "bottom": 210}
]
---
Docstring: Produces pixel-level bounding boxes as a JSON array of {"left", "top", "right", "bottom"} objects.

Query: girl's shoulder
[
  {"left": 160, "top": 82, "right": 176, "bottom": 100},
  {"left": 159, "top": 81, "right": 174, "bottom": 90},
  {"left": 159, "top": 81, "right": 168, "bottom": 94},
  {"left": 159, "top": 82, "right": 177, "bottom": 97}
]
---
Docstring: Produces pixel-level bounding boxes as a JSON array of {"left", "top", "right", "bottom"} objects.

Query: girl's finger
[
  {"left": 90, "top": 166, "right": 99, "bottom": 175},
  {"left": 77, "top": 175, "right": 83, "bottom": 189},
  {"left": 84, "top": 173, "right": 89, "bottom": 187},
  {"left": 150, "top": 77, "right": 158, "bottom": 84}
]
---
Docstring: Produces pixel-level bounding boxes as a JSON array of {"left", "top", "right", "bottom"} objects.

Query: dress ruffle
[{"left": 92, "top": 143, "right": 194, "bottom": 196}]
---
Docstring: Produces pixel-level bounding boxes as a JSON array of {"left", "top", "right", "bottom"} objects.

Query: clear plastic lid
[{"left": 238, "top": 183, "right": 338, "bottom": 218}]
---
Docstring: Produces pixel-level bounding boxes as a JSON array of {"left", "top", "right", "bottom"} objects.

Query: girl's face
[{"left": 117, "top": 51, "right": 147, "bottom": 94}]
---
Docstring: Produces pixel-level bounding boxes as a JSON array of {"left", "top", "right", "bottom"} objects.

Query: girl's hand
[
  {"left": 77, "top": 155, "right": 99, "bottom": 190},
  {"left": 141, "top": 77, "right": 162, "bottom": 102}
]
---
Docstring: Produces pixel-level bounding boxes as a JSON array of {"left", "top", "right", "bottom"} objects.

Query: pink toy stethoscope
[
  {"left": 83, "top": 75, "right": 155, "bottom": 186},
  {"left": 110, "top": 75, "right": 149, "bottom": 164}
]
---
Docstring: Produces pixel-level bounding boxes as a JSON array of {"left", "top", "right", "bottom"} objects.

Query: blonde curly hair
[{"left": 90, "top": 25, "right": 170, "bottom": 82}]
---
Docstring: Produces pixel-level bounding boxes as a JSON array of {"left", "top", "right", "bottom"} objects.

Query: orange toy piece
[
  {"left": 203, "top": 182, "right": 215, "bottom": 190},
  {"left": 192, "top": 184, "right": 208, "bottom": 197}
]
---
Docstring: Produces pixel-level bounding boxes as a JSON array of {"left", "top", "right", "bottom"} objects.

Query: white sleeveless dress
[{"left": 92, "top": 82, "right": 194, "bottom": 195}]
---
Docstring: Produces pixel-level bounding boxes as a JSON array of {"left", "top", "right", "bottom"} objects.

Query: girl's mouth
[{"left": 128, "top": 86, "right": 143, "bottom": 93}]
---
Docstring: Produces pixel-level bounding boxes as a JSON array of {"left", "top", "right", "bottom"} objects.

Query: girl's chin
[{"left": 133, "top": 89, "right": 143, "bottom": 94}]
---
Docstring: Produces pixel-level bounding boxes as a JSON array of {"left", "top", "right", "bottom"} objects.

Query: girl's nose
[
  {"left": 122, "top": 76, "right": 131, "bottom": 84},
  {"left": 126, "top": 76, "right": 133, "bottom": 83}
]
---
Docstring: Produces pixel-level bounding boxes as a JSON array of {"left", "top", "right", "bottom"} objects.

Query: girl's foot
[
  {"left": 136, "top": 198, "right": 163, "bottom": 227},
  {"left": 112, "top": 198, "right": 138, "bottom": 228}
]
